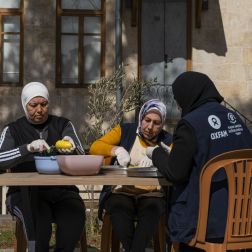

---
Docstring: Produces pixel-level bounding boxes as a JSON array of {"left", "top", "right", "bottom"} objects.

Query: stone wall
[
  {"left": 1, "top": 0, "right": 252, "bottom": 145},
  {"left": 192, "top": 0, "right": 252, "bottom": 122},
  {"left": 0, "top": 0, "right": 116, "bottom": 148},
  {"left": 22, "top": 0, "right": 102, "bottom": 143}
]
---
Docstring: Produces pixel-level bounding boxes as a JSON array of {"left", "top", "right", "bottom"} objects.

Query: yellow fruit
[{"left": 55, "top": 140, "right": 72, "bottom": 149}]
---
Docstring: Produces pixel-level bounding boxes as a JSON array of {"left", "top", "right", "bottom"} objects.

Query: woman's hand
[
  {"left": 57, "top": 136, "right": 76, "bottom": 154},
  {"left": 27, "top": 139, "right": 50, "bottom": 153},
  {"left": 146, "top": 142, "right": 171, "bottom": 159},
  {"left": 160, "top": 142, "right": 172, "bottom": 153},
  {"left": 146, "top": 146, "right": 158, "bottom": 159},
  {"left": 114, "top": 147, "right": 131, "bottom": 166},
  {"left": 139, "top": 155, "right": 153, "bottom": 167}
]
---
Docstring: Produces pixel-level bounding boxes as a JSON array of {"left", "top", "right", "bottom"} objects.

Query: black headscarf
[{"left": 172, "top": 71, "right": 223, "bottom": 116}]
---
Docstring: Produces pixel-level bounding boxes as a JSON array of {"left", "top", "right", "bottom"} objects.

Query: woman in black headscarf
[{"left": 148, "top": 71, "right": 252, "bottom": 251}]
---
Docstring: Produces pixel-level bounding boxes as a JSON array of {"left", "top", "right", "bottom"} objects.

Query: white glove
[
  {"left": 146, "top": 146, "right": 158, "bottom": 159},
  {"left": 114, "top": 147, "right": 131, "bottom": 167},
  {"left": 146, "top": 142, "right": 171, "bottom": 159},
  {"left": 160, "top": 142, "right": 172, "bottom": 153},
  {"left": 27, "top": 139, "right": 50, "bottom": 153},
  {"left": 57, "top": 136, "right": 76, "bottom": 154},
  {"left": 139, "top": 155, "right": 153, "bottom": 167}
]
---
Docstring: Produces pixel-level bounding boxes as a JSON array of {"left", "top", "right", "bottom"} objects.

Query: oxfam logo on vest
[
  {"left": 208, "top": 115, "right": 221, "bottom": 129},
  {"left": 227, "top": 112, "right": 237, "bottom": 124}
]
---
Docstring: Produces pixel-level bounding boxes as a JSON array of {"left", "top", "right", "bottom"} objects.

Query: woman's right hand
[
  {"left": 114, "top": 147, "right": 131, "bottom": 167},
  {"left": 160, "top": 142, "right": 172, "bottom": 153},
  {"left": 27, "top": 139, "right": 50, "bottom": 153},
  {"left": 146, "top": 142, "right": 171, "bottom": 159}
]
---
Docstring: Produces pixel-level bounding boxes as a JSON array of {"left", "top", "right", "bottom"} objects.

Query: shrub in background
[{"left": 83, "top": 65, "right": 156, "bottom": 149}]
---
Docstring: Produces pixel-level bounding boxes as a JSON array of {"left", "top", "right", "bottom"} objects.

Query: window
[
  {"left": 0, "top": 0, "right": 23, "bottom": 85},
  {"left": 56, "top": 0, "right": 105, "bottom": 87}
]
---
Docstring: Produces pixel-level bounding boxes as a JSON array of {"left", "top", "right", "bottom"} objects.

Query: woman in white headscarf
[
  {"left": 90, "top": 99, "right": 172, "bottom": 252},
  {"left": 0, "top": 82, "right": 85, "bottom": 251}
]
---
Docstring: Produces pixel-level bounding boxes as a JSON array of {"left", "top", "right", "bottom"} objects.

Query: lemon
[{"left": 55, "top": 140, "right": 72, "bottom": 150}]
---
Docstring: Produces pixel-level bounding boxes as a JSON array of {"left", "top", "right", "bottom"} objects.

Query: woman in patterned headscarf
[{"left": 90, "top": 99, "right": 172, "bottom": 252}]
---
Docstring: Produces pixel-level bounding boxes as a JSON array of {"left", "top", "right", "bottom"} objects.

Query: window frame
[
  {"left": 56, "top": 0, "right": 106, "bottom": 88},
  {"left": 0, "top": 0, "right": 23, "bottom": 86}
]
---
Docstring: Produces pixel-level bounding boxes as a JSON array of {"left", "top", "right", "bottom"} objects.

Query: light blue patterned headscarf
[{"left": 137, "top": 99, "right": 166, "bottom": 134}]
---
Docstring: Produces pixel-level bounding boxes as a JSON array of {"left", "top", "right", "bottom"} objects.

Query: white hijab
[{"left": 21, "top": 82, "right": 49, "bottom": 119}]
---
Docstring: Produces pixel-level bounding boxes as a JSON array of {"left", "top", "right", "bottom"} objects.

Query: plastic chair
[
  {"left": 14, "top": 217, "right": 87, "bottom": 252},
  {"left": 100, "top": 211, "right": 166, "bottom": 252},
  {"left": 172, "top": 149, "right": 252, "bottom": 252}
]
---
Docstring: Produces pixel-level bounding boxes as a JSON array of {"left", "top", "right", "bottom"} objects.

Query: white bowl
[
  {"left": 56, "top": 155, "right": 104, "bottom": 176},
  {"left": 34, "top": 156, "right": 61, "bottom": 174}
]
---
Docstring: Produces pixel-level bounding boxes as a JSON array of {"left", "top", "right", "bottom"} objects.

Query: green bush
[{"left": 0, "top": 230, "right": 15, "bottom": 248}]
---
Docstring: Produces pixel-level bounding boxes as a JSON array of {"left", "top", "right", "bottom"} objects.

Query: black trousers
[
  {"left": 7, "top": 187, "right": 85, "bottom": 252},
  {"left": 105, "top": 193, "right": 166, "bottom": 252}
]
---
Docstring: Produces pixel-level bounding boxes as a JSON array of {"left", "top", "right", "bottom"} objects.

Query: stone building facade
[
  {"left": 0, "top": 0, "right": 252, "bottom": 148},
  {"left": 192, "top": 0, "right": 252, "bottom": 121}
]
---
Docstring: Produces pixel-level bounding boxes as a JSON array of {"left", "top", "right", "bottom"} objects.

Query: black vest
[
  {"left": 168, "top": 102, "right": 252, "bottom": 242},
  {"left": 7, "top": 115, "right": 78, "bottom": 195},
  {"left": 8, "top": 115, "right": 69, "bottom": 173}
]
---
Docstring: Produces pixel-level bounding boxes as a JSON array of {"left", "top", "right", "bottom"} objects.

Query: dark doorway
[{"left": 140, "top": 0, "right": 189, "bottom": 122}]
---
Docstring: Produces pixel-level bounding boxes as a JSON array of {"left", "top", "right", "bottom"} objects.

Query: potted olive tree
[{"left": 83, "top": 65, "right": 156, "bottom": 150}]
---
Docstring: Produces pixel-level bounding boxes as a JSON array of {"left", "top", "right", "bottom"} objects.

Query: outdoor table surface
[
  {"left": 0, "top": 170, "right": 170, "bottom": 186},
  {"left": 0, "top": 170, "right": 170, "bottom": 251}
]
